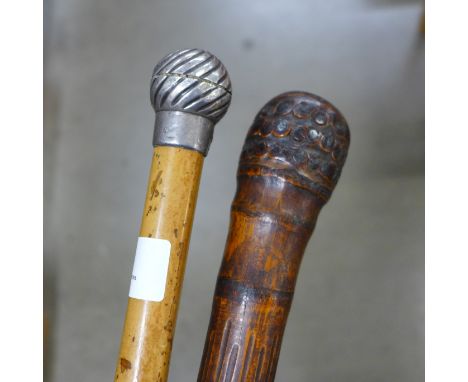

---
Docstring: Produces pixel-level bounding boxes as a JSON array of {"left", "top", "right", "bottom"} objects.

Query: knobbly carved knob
[
  {"left": 198, "top": 92, "right": 350, "bottom": 382},
  {"left": 239, "top": 91, "right": 349, "bottom": 203}
]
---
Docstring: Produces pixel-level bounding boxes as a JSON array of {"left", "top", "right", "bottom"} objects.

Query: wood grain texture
[
  {"left": 115, "top": 146, "right": 203, "bottom": 382},
  {"left": 198, "top": 92, "right": 350, "bottom": 382}
]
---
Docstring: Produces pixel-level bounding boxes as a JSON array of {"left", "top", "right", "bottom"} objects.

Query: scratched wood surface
[{"left": 115, "top": 145, "right": 203, "bottom": 382}]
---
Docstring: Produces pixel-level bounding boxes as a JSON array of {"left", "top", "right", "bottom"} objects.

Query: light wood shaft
[{"left": 115, "top": 146, "right": 204, "bottom": 382}]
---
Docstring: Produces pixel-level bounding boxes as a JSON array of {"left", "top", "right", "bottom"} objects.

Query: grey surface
[{"left": 44, "top": 0, "right": 424, "bottom": 381}]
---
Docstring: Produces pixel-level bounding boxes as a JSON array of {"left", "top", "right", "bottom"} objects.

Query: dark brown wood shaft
[{"left": 198, "top": 92, "right": 350, "bottom": 382}]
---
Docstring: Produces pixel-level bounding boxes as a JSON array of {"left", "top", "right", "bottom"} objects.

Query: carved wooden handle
[{"left": 197, "top": 91, "right": 350, "bottom": 382}]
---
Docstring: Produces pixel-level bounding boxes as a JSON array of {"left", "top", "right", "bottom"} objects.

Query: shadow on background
[{"left": 44, "top": 0, "right": 59, "bottom": 380}]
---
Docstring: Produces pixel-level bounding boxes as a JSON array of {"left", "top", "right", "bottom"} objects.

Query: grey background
[{"left": 44, "top": 0, "right": 424, "bottom": 381}]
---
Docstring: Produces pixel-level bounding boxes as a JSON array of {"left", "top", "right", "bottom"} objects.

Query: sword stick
[{"left": 197, "top": 91, "right": 350, "bottom": 382}]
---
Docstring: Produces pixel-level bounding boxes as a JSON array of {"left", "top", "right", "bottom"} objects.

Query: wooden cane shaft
[
  {"left": 115, "top": 146, "right": 203, "bottom": 382},
  {"left": 198, "top": 177, "right": 320, "bottom": 381}
]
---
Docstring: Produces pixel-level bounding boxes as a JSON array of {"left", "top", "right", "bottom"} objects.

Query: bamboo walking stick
[
  {"left": 115, "top": 48, "right": 232, "bottom": 382},
  {"left": 197, "top": 91, "right": 350, "bottom": 381}
]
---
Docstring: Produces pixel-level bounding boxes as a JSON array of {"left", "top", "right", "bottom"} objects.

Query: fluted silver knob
[
  {"left": 149, "top": 49, "right": 232, "bottom": 156},
  {"left": 151, "top": 49, "right": 232, "bottom": 124}
]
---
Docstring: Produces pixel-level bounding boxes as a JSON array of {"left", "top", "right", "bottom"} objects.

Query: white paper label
[{"left": 129, "top": 237, "right": 171, "bottom": 302}]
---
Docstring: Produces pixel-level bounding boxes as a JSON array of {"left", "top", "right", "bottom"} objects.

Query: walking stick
[
  {"left": 197, "top": 91, "right": 350, "bottom": 381},
  {"left": 115, "top": 48, "right": 232, "bottom": 382}
]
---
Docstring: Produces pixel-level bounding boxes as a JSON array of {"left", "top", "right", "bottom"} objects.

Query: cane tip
[
  {"left": 239, "top": 91, "right": 350, "bottom": 203},
  {"left": 150, "top": 49, "right": 232, "bottom": 124}
]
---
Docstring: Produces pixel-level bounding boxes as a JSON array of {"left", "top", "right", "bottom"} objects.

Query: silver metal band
[{"left": 153, "top": 111, "right": 215, "bottom": 156}]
